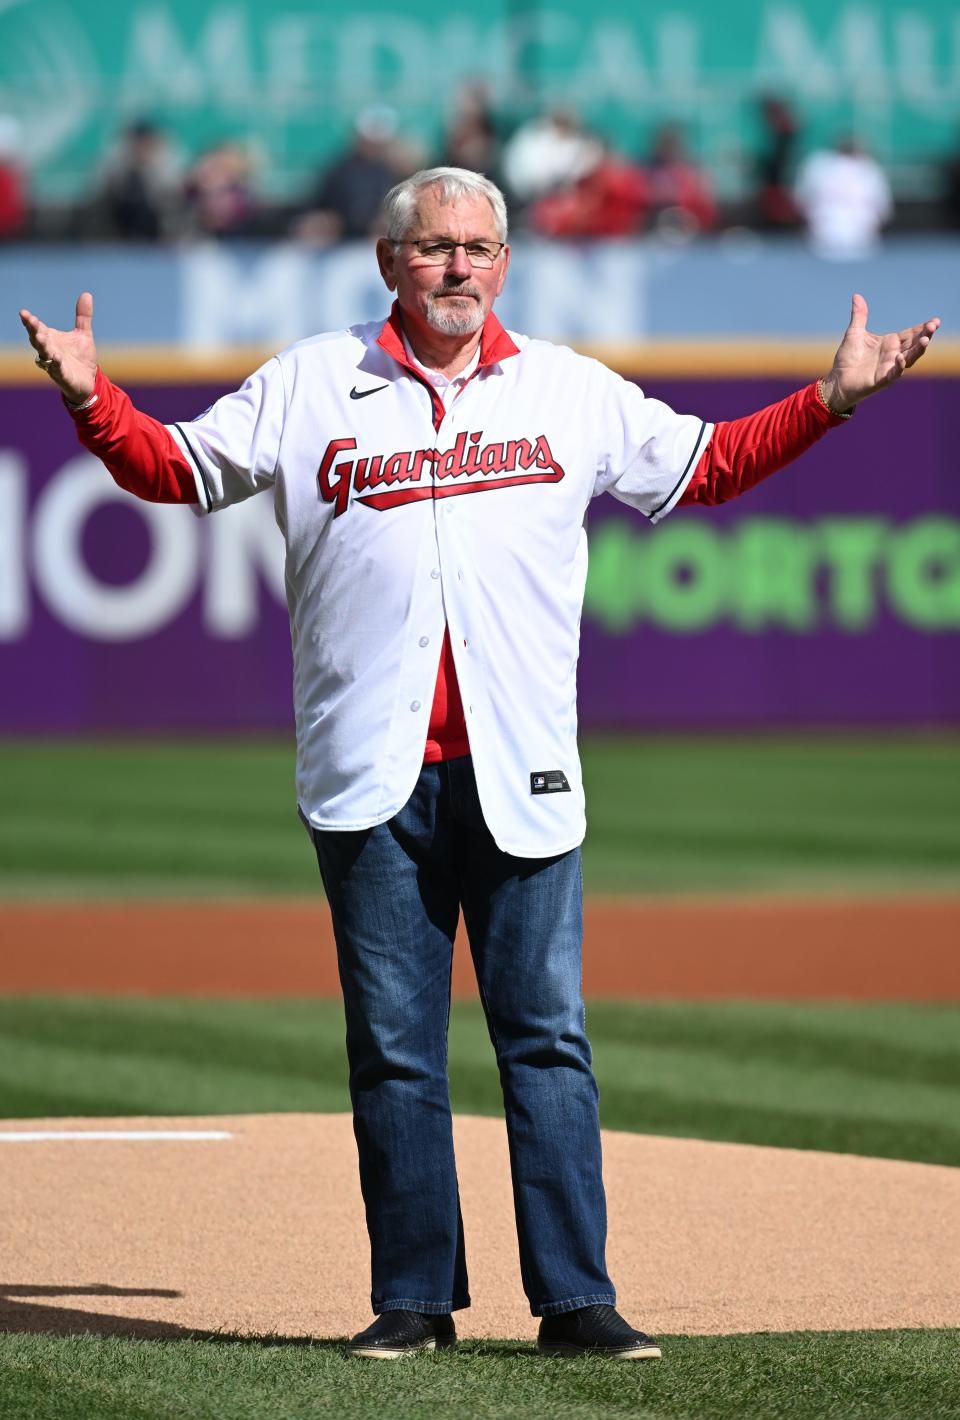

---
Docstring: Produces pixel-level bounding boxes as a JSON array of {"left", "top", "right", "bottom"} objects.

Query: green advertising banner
[
  {"left": 584, "top": 515, "right": 960, "bottom": 636},
  {"left": 1, "top": 0, "right": 957, "bottom": 199}
]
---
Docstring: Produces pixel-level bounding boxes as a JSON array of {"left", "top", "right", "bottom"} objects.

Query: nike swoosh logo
[{"left": 349, "top": 384, "right": 389, "bottom": 400}]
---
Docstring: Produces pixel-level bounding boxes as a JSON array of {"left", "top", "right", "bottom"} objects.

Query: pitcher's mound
[{"left": 1, "top": 1113, "right": 958, "bottom": 1340}]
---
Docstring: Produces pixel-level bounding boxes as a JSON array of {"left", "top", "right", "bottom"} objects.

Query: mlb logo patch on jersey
[{"left": 530, "top": 770, "right": 571, "bottom": 794}]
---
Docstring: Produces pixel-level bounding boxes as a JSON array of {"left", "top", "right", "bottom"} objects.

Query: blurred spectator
[
  {"left": 294, "top": 107, "right": 407, "bottom": 246},
  {"left": 501, "top": 109, "right": 602, "bottom": 209},
  {"left": 184, "top": 141, "right": 257, "bottom": 239},
  {"left": 442, "top": 82, "right": 501, "bottom": 182},
  {"left": 530, "top": 143, "right": 648, "bottom": 238},
  {"left": 794, "top": 136, "right": 892, "bottom": 259},
  {"left": 752, "top": 95, "right": 801, "bottom": 230},
  {"left": 97, "top": 119, "right": 183, "bottom": 240},
  {"left": 0, "top": 115, "right": 27, "bottom": 240},
  {"left": 941, "top": 130, "right": 960, "bottom": 229},
  {"left": 644, "top": 124, "right": 717, "bottom": 236}
]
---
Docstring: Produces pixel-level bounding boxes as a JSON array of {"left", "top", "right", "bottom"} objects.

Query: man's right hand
[{"left": 19, "top": 291, "right": 98, "bottom": 405}]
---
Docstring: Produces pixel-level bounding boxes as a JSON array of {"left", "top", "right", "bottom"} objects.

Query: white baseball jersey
[{"left": 167, "top": 309, "right": 712, "bottom": 857}]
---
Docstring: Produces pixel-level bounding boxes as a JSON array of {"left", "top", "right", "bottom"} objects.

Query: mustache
[{"left": 428, "top": 282, "right": 484, "bottom": 301}]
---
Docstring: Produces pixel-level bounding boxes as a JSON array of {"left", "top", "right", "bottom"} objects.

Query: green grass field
[
  {"left": 2, "top": 996, "right": 960, "bottom": 1418},
  {"left": 2, "top": 734, "right": 958, "bottom": 1417},
  {"left": 1, "top": 733, "right": 958, "bottom": 898},
  {"left": 1, "top": 997, "right": 959, "bottom": 1418},
  {"left": 1, "top": 997, "right": 959, "bottom": 1168},
  {"left": 2, "top": 1329, "right": 957, "bottom": 1420}
]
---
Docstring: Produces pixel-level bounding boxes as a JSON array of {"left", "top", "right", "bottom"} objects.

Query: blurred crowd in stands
[{"left": 2, "top": 88, "right": 960, "bottom": 255}]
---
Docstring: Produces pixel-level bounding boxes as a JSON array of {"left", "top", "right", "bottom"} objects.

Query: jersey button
[
  {"left": 430, "top": 569, "right": 440, "bottom": 579},
  {"left": 419, "top": 636, "right": 429, "bottom": 647},
  {"left": 410, "top": 700, "right": 421, "bottom": 712}
]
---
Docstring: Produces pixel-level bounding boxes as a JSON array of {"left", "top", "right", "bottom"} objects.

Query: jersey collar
[{"left": 376, "top": 300, "right": 520, "bottom": 374}]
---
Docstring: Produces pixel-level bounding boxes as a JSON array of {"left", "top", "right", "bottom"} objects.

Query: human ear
[{"left": 376, "top": 238, "right": 398, "bottom": 292}]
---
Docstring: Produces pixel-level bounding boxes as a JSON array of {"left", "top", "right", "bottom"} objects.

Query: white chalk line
[{"left": 0, "top": 1130, "right": 233, "bottom": 1142}]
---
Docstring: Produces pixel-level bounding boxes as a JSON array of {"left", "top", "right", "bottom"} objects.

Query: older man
[{"left": 20, "top": 167, "right": 938, "bottom": 1361}]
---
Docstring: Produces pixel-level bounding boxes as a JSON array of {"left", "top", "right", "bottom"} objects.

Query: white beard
[{"left": 425, "top": 291, "right": 486, "bottom": 336}]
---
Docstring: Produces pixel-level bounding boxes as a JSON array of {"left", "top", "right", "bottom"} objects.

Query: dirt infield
[
  {"left": 2, "top": 895, "right": 959, "bottom": 998},
  {"left": 2, "top": 1112, "right": 958, "bottom": 1341}
]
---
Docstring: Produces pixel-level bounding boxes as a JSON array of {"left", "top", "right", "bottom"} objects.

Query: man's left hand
[{"left": 819, "top": 293, "right": 940, "bottom": 414}]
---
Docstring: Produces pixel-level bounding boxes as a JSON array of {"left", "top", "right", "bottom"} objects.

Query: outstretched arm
[
  {"left": 681, "top": 293, "right": 941, "bottom": 507},
  {"left": 19, "top": 291, "right": 196, "bottom": 503},
  {"left": 19, "top": 290, "right": 98, "bottom": 405},
  {"left": 818, "top": 292, "right": 940, "bottom": 414}
]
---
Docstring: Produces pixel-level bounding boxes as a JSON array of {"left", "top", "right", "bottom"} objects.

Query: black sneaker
[
  {"left": 537, "top": 1304, "right": 661, "bottom": 1360},
  {"left": 348, "top": 1310, "right": 457, "bottom": 1359}
]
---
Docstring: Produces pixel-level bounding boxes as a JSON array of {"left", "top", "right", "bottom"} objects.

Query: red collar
[{"left": 376, "top": 300, "right": 520, "bottom": 374}]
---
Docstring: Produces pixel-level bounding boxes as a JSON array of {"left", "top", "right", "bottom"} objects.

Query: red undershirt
[{"left": 68, "top": 351, "right": 846, "bottom": 766}]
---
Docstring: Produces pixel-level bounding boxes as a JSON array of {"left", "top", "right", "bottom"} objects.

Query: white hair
[{"left": 383, "top": 167, "right": 508, "bottom": 243}]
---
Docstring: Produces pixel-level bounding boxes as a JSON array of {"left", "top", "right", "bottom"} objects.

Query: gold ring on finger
[{"left": 35, "top": 355, "right": 54, "bottom": 371}]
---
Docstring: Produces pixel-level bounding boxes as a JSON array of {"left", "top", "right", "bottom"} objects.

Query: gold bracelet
[{"left": 816, "top": 379, "right": 854, "bottom": 419}]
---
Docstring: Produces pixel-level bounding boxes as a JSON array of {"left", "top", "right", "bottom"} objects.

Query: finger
[
  {"left": 25, "top": 327, "right": 61, "bottom": 365},
  {"left": 898, "top": 317, "right": 941, "bottom": 346},
  {"left": 848, "top": 292, "right": 868, "bottom": 331},
  {"left": 31, "top": 327, "right": 55, "bottom": 358},
  {"left": 902, "top": 336, "right": 932, "bottom": 370},
  {"left": 19, "top": 308, "right": 44, "bottom": 344},
  {"left": 20, "top": 313, "right": 50, "bottom": 355},
  {"left": 882, "top": 353, "right": 907, "bottom": 384},
  {"left": 74, "top": 291, "right": 93, "bottom": 333}
]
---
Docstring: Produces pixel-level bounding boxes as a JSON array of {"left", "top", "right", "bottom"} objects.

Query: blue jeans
[{"left": 311, "top": 755, "right": 615, "bottom": 1317}]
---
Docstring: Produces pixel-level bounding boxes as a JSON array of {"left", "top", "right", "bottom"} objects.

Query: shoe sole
[
  {"left": 348, "top": 1337, "right": 457, "bottom": 1360},
  {"left": 537, "top": 1340, "right": 661, "bottom": 1360}
]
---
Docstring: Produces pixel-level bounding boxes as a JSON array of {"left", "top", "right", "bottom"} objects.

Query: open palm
[
  {"left": 823, "top": 293, "right": 940, "bottom": 412},
  {"left": 19, "top": 291, "right": 98, "bottom": 404}
]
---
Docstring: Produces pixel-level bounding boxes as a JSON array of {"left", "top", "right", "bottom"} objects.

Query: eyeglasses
[{"left": 397, "top": 239, "right": 506, "bottom": 268}]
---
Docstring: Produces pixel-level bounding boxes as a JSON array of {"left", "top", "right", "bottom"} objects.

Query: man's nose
[{"left": 446, "top": 244, "right": 473, "bottom": 278}]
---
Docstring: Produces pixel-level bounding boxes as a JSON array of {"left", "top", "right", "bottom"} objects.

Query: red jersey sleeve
[
  {"left": 680, "top": 380, "right": 851, "bottom": 507},
  {"left": 66, "top": 367, "right": 198, "bottom": 504}
]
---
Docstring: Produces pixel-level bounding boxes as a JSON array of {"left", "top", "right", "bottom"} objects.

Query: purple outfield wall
[{"left": 1, "top": 375, "right": 958, "bottom": 732}]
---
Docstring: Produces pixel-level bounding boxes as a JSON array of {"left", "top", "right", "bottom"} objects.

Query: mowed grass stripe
[
  {"left": 0, "top": 1330, "right": 958, "bottom": 1420},
  {"left": 0, "top": 1039, "right": 348, "bottom": 1119},
  {"left": 0, "top": 999, "right": 958, "bottom": 1167},
  {"left": 0, "top": 739, "right": 305, "bottom": 896},
  {"left": 581, "top": 736, "right": 960, "bottom": 894},
  {"left": 1, "top": 736, "right": 958, "bottom": 897},
  {"left": 590, "top": 1000, "right": 960, "bottom": 1077}
]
